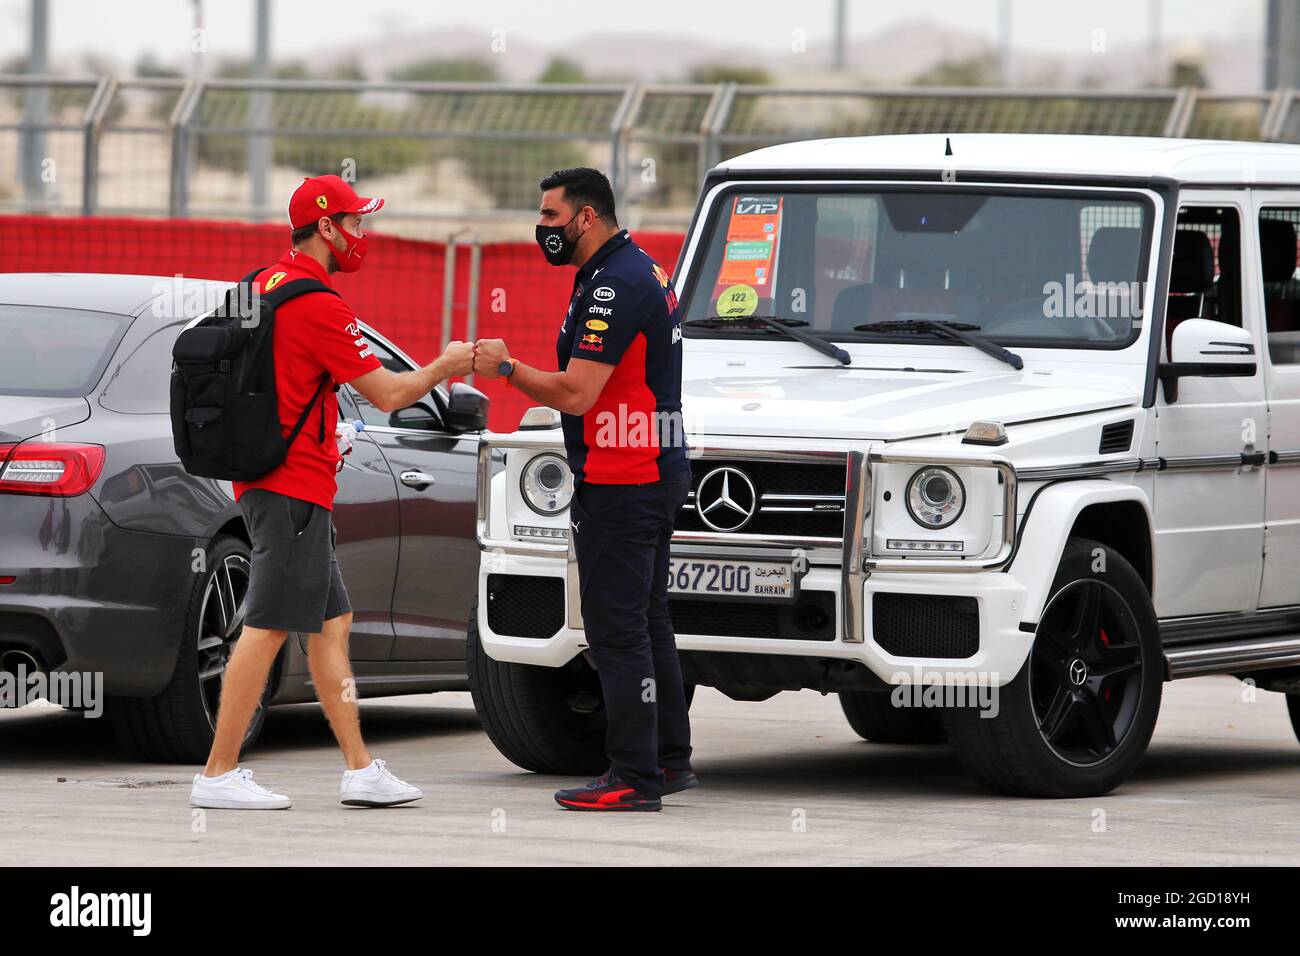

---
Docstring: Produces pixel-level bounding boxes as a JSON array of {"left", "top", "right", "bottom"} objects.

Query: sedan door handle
[{"left": 400, "top": 470, "right": 436, "bottom": 489}]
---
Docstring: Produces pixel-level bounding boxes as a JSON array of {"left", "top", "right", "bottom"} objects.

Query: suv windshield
[{"left": 681, "top": 187, "right": 1154, "bottom": 349}]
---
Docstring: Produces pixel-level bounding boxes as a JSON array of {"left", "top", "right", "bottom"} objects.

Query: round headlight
[
  {"left": 520, "top": 453, "right": 573, "bottom": 516},
  {"left": 906, "top": 466, "right": 965, "bottom": 528}
]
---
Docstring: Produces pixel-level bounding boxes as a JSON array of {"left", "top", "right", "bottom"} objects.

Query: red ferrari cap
[{"left": 287, "top": 175, "right": 384, "bottom": 229}]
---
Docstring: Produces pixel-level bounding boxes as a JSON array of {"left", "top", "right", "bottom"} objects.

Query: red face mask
[{"left": 330, "top": 223, "right": 368, "bottom": 273}]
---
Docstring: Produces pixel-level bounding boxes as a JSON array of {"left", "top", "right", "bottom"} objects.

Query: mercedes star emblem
[
  {"left": 1069, "top": 658, "right": 1089, "bottom": 685},
  {"left": 696, "top": 466, "right": 758, "bottom": 532}
]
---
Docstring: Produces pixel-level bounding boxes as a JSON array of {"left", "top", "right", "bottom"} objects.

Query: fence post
[
  {"left": 609, "top": 83, "right": 642, "bottom": 218},
  {"left": 442, "top": 237, "right": 460, "bottom": 351},
  {"left": 1163, "top": 87, "right": 1197, "bottom": 138},
  {"left": 81, "top": 76, "right": 115, "bottom": 216},
  {"left": 248, "top": 0, "right": 272, "bottom": 219},
  {"left": 465, "top": 239, "right": 482, "bottom": 385},
  {"left": 169, "top": 80, "right": 203, "bottom": 218},
  {"left": 21, "top": 0, "right": 51, "bottom": 209},
  {"left": 1262, "top": 88, "right": 1293, "bottom": 140},
  {"left": 702, "top": 82, "right": 737, "bottom": 176},
  {"left": 20, "top": 78, "right": 51, "bottom": 210}
]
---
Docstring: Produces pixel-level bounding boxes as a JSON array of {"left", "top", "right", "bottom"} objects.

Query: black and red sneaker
[
  {"left": 662, "top": 768, "right": 700, "bottom": 796},
  {"left": 554, "top": 769, "right": 662, "bottom": 812}
]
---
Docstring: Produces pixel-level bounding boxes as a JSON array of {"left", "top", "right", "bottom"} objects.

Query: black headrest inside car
[
  {"left": 1259, "top": 218, "right": 1298, "bottom": 284},
  {"left": 1087, "top": 227, "right": 1141, "bottom": 284},
  {"left": 1170, "top": 230, "right": 1215, "bottom": 294}
]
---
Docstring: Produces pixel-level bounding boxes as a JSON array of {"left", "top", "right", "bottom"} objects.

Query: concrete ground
[{"left": 1, "top": 675, "right": 1297, "bottom": 866}]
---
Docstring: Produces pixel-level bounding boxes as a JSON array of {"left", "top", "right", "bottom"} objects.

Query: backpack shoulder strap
[
  {"left": 284, "top": 374, "right": 331, "bottom": 450},
  {"left": 260, "top": 278, "right": 340, "bottom": 308},
  {"left": 261, "top": 279, "right": 342, "bottom": 449}
]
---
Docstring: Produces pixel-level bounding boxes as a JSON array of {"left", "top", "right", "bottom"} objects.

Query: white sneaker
[
  {"left": 340, "top": 759, "right": 423, "bottom": 807},
  {"left": 190, "top": 768, "right": 292, "bottom": 810}
]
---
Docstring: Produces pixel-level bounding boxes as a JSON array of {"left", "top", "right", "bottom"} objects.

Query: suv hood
[
  {"left": 0, "top": 395, "right": 93, "bottom": 444},
  {"left": 681, "top": 366, "right": 1138, "bottom": 441}
]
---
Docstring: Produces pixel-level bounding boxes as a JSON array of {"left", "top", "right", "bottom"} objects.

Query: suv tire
[{"left": 942, "top": 537, "right": 1162, "bottom": 797}]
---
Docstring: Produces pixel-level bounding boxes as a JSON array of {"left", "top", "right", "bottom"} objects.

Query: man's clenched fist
[
  {"left": 441, "top": 340, "right": 476, "bottom": 377},
  {"left": 474, "top": 338, "right": 510, "bottom": 378}
]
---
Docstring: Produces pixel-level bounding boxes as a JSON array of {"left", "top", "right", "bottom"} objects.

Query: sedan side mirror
[
  {"left": 444, "top": 381, "right": 490, "bottom": 432},
  {"left": 1157, "top": 318, "right": 1257, "bottom": 402},
  {"left": 390, "top": 403, "right": 440, "bottom": 430}
]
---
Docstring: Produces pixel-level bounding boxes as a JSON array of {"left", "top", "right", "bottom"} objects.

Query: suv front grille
[
  {"left": 670, "top": 591, "right": 836, "bottom": 641},
  {"left": 676, "top": 458, "right": 847, "bottom": 540},
  {"left": 872, "top": 593, "right": 979, "bottom": 659},
  {"left": 486, "top": 574, "right": 564, "bottom": 639},
  {"left": 485, "top": 574, "right": 837, "bottom": 643}
]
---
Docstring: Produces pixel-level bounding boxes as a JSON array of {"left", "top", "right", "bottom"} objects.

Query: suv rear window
[{"left": 0, "top": 306, "right": 132, "bottom": 397}]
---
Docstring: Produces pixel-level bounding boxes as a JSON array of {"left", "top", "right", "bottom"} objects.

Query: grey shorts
[{"left": 238, "top": 488, "right": 351, "bottom": 633}]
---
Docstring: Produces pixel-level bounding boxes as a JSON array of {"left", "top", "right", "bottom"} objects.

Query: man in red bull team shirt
[
  {"left": 475, "top": 167, "right": 695, "bottom": 811},
  {"left": 190, "top": 175, "right": 475, "bottom": 811}
]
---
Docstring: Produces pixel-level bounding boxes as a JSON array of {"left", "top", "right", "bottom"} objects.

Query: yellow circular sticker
[
  {"left": 716, "top": 283, "right": 758, "bottom": 317},
  {"left": 585, "top": 318, "right": 609, "bottom": 332}
]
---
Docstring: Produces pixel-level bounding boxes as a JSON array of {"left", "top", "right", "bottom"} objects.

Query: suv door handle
[{"left": 400, "top": 470, "right": 436, "bottom": 489}]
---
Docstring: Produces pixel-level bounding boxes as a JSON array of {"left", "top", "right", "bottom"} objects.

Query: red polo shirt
[{"left": 231, "top": 250, "right": 382, "bottom": 510}]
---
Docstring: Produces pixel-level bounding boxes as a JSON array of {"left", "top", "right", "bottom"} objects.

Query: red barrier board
[{"left": 1, "top": 216, "right": 684, "bottom": 432}]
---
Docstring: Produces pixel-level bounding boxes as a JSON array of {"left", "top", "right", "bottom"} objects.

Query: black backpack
[{"left": 170, "top": 267, "right": 338, "bottom": 481}]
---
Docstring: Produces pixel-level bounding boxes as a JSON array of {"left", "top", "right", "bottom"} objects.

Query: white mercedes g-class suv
[{"left": 469, "top": 134, "right": 1300, "bottom": 797}]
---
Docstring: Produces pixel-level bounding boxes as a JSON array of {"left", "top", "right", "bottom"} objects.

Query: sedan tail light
[{"left": 0, "top": 441, "right": 106, "bottom": 496}]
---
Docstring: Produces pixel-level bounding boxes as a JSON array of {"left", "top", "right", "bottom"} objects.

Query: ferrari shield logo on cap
[{"left": 316, "top": 195, "right": 329, "bottom": 209}]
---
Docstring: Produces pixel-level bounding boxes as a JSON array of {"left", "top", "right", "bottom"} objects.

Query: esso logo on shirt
[{"left": 592, "top": 286, "right": 616, "bottom": 302}]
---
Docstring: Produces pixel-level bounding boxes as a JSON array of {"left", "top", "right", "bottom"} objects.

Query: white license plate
[{"left": 667, "top": 559, "right": 796, "bottom": 602}]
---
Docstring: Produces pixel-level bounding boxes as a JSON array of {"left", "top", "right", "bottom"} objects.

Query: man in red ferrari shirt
[{"left": 190, "top": 175, "right": 475, "bottom": 811}]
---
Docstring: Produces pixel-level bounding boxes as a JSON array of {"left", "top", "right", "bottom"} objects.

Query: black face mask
[{"left": 535, "top": 210, "right": 582, "bottom": 266}]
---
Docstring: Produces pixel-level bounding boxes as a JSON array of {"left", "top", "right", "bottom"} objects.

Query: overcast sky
[{"left": 0, "top": 0, "right": 1266, "bottom": 67}]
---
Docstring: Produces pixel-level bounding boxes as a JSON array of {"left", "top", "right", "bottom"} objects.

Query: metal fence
[{"left": 5, "top": 76, "right": 1300, "bottom": 234}]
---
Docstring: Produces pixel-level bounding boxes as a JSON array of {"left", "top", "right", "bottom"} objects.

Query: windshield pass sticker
[
  {"left": 716, "top": 283, "right": 758, "bottom": 317},
  {"left": 714, "top": 196, "right": 782, "bottom": 300}
]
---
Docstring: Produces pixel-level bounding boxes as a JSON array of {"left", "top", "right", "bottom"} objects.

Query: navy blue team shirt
[{"left": 555, "top": 229, "right": 688, "bottom": 484}]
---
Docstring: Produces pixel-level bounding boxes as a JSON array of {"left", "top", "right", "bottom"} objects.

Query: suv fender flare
[{"left": 1008, "top": 479, "right": 1154, "bottom": 626}]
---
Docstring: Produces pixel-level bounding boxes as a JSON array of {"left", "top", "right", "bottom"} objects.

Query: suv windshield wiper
[
  {"left": 684, "top": 315, "right": 850, "bottom": 365},
  {"left": 853, "top": 318, "right": 1023, "bottom": 370}
]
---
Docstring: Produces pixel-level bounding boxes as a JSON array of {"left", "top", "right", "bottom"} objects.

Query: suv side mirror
[
  {"left": 444, "top": 381, "right": 490, "bottom": 432},
  {"left": 1157, "top": 318, "right": 1256, "bottom": 402}
]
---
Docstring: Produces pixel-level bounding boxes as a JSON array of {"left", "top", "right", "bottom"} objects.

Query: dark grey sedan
[{"left": 0, "top": 273, "right": 487, "bottom": 761}]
